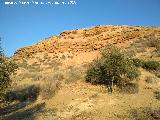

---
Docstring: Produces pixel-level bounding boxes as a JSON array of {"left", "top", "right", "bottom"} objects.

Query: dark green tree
[
  {"left": 86, "top": 44, "right": 140, "bottom": 92},
  {"left": 0, "top": 38, "right": 18, "bottom": 95}
]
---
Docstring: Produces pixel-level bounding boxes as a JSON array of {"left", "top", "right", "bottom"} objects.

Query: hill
[{"left": 1, "top": 25, "right": 160, "bottom": 120}]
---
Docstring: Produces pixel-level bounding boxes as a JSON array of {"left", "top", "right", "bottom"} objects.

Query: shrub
[
  {"left": 41, "top": 80, "right": 59, "bottom": 99},
  {"left": 0, "top": 58, "right": 17, "bottom": 93},
  {"left": 0, "top": 40, "right": 18, "bottom": 96},
  {"left": 143, "top": 60, "right": 160, "bottom": 70},
  {"left": 85, "top": 44, "right": 140, "bottom": 90},
  {"left": 40, "top": 74, "right": 61, "bottom": 99},
  {"left": 85, "top": 59, "right": 104, "bottom": 84},
  {"left": 132, "top": 58, "right": 144, "bottom": 67},
  {"left": 65, "top": 66, "right": 83, "bottom": 84}
]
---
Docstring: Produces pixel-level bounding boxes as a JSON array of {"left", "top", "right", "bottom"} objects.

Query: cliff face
[{"left": 13, "top": 25, "right": 160, "bottom": 58}]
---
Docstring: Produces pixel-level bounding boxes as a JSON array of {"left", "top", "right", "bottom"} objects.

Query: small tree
[
  {"left": 86, "top": 44, "right": 140, "bottom": 92},
  {"left": 0, "top": 39, "right": 17, "bottom": 97}
]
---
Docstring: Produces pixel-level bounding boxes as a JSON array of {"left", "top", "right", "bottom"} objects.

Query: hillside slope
[{"left": 1, "top": 25, "right": 160, "bottom": 120}]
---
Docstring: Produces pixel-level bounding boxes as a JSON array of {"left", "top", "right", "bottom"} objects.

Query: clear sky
[{"left": 0, "top": 0, "right": 160, "bottom": 56}]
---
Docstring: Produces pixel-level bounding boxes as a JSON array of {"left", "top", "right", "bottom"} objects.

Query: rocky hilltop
[{"left": 13, "top": 25, "right": 160, "bottom": 59}]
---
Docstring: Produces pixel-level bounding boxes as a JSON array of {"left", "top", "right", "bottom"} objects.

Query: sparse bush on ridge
[{"left": 85, "top": 44, "right": 140, "bottom": 92}]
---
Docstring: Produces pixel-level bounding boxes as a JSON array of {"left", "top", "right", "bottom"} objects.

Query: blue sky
[{"left": 0, "top": 0, "right": 160, "bottom": 56}]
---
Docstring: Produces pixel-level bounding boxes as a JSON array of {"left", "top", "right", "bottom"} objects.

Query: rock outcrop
[{"left": 13, "top": 25, "right": 160, "bottom": 58}]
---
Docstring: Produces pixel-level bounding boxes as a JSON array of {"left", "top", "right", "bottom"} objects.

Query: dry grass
[
  {"left": 65, "top": 65, "right": 85, "bottom": 84},
  {"left": 127, "top": 35, "right": 160, "bottom": 57},
  {"left": 40, "top": 76, "right": 61, "bottom": 99},
  {"left": 129, "top": 107, "right": 160, "bottom": 120},
  {"left": 16, "top": 72, "right": 42, "bottom": 81}
]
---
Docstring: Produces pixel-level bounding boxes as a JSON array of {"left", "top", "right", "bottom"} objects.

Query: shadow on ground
[
  {"left": 0, "top": 102, "right": 45, "bottom": 120},
  {"left": 0, "top": 85, "right": 45, "bottom": 120},
  {"left": 129, "top": 107, "right": 160, "bottom": 120}
]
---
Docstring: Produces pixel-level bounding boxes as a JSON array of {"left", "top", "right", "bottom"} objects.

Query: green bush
[
  {"left": 85, "top": 59, "right": 104, "bottom": 84},
  {"left": 0, "top": 40, "right": 18, "bottom": 95},
  {"left": 85, "top": 44, "right": 140, "bottom": 89},
  {"left": 132, "top": 58, "right": 144, "bottom": 67},
  {"left": 143, "top": 60, "right": 160, "bottom": 70}
]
